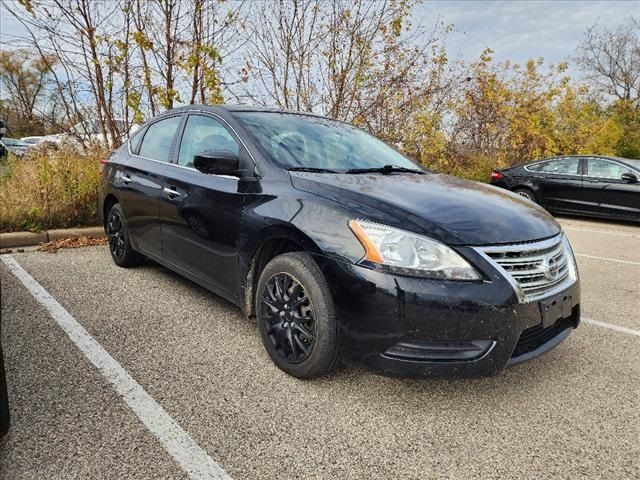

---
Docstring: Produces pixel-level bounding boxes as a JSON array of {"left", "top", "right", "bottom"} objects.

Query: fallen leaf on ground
[{"left": 38, "top": 236, "right": 108, "bottom": 253}]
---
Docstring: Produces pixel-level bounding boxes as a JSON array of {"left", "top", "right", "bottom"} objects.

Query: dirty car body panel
[{"left": 99, "top": 105, "right": 580, "bottom": 378}]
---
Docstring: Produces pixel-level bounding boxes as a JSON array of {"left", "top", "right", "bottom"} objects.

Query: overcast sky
[
  {"left": 420, "top": 1, "right": 638, "bottom": 70},
  {"left": 1, "top": 0, "right": 638, "bottom": 76}
]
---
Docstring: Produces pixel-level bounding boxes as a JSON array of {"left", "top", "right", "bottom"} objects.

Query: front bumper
[{"left": 319, "top": 252, "right": 580, "bottom": 378}]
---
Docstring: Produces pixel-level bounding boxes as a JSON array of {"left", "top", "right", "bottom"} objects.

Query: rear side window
[
  {"left": 138, "top": 116, "right": 182, "bottom": 162},
  {"left": 129, "top": 128, "right": 145, "bottom": 154},
  {"left": 530, "top": 158, "right": 580, "bottom": 175},
  {"left": 586, "top": 158, "right": 634, "bottom": 179},
  {"left": 177, "top": 115, "right": 239, "bottom": 168}
]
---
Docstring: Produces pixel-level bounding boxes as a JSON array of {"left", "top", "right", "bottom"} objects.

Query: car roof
[
  {"left": 508, "top": 154, "right": 640, "bottom": 171},
  {"left": 161, "top": 104, "right": 332, "bottom": 121}
]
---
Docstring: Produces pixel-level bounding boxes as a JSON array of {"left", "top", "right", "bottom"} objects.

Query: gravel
[{"left": 1, "top": 217, "right": 638, "bottom": 479}]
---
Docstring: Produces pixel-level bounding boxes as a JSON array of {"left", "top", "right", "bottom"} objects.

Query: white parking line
[
  {"left": 1, "top": 255, "right": 231, "bottom": 480},
  {"left": 562, "top": 226, "right": 640, "bottom": 238},
  {"left": 575, "top": 253, "right": 640, "bottom": 266},
  {"left": 583, "top": 318, "right": 640, "bottom": 338}
]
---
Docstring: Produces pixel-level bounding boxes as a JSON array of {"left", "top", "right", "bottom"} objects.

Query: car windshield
[{"left": 234, "top": 111, "right": 421, "bottom": 172}]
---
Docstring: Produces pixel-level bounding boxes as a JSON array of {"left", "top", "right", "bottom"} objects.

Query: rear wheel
[
  {"left": 514, "top": 188, "right": 537, "bottom": 203},
  {"left": 256, "top": 252, "right": 339, "bottom": 379},
  {"left": 106, "top": 203, "right": 144, "bottom": 267}
]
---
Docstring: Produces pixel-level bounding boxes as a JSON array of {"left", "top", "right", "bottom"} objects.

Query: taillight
[
  {"left": 99, "top": 158, "right": 108, "bottom": 176},
  {"left": 490, "top": 170, "right": 504, "bottom": 181}
]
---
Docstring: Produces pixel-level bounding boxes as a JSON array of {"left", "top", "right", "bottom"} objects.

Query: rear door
[
  {"left": 119, "top": 114, "right": 183, "bottom": 257},
  {"left": 160, "top": 113, "right": 249, "bottom": 298},
  {"left": 583, "top": 157, "right": 640, "bottom": 219},
  {"left": 529, "top": 157, "right": 583, "bottom": 210}
]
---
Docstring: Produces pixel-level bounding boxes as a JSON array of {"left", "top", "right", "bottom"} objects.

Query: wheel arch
[
  {"left": 242, "top": 226, "right": 324, "bottom": 318},
  {"left": 102, "top": 193, "right": 120, "bottom": 228}
]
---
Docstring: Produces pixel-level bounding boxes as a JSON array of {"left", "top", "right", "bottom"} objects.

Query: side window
[
  {"left": 587, "top": 158, "right": 633, "bottom": 179},
  {"left": 537, "top": 158, "right": 580, "bottom": 175},
  {"left": 177, "top": 115, "right": 240, "bottom": 168},
  {"left": 129, "top": 127, "right": 145, "bottom": 154},
  {"left": 138, "top": 116, "right": 182, "bottom": 162},
  {"left": 526, "top": 162, "right": 547, "bottom": 172}
]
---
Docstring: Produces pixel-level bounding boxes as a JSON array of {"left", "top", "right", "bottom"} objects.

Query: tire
[
  {"left": 256, "top": 252, "right": 339, "bottom": 379},
  {"left": 106, "top": 203, "right": 144, "bottom": 267},
  {"left": 0, "top": 342, "right": 9, "bottom": 437},
  {"left": 514, "top": 188, "right": 537, "bottom": 203}
]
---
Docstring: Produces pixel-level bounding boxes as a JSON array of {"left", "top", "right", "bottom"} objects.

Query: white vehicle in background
[
  {"left": 0, "top": 138, "right": 30, "bottom": 157},
  {"left": 21, "top": 136, "right": 45, "bottom": 145},
  {"left": 41, "top": 119, "right": 139, "bottom": 147}
]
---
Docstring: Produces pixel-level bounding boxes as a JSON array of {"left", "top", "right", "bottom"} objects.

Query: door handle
[
  {"left": 122, "top": 175, "right": 132, "bottom": 184},
  {"left": 163, "top": 187, "right": 181, "bottom": 199}
]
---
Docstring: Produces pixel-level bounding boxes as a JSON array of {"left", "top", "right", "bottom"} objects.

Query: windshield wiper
[
  {"left": 345, "top": 164, "right": 425, "bottom": 175},
  {"left": 286, "top": 167, "right": 339, "bottom": 173}
]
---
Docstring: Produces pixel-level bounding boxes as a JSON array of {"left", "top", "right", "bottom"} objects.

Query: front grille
[
  {"left": 512, "top": 314, "right": 576, "bottom": 358},
  {"left": 475, "top": 235, "right": 577, "bottom": 303}
]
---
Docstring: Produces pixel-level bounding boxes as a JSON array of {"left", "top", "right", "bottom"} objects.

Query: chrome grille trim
[{"left": 473, "top": 234, "right": 578, "bottom": 303}]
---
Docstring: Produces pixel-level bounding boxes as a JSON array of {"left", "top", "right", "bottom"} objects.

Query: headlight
[
  {"left": 561, "top": 233, "right": 579, "bottom": 280},
  {"left": 348, "top": 219, "right": 481, "bottom": 280}
]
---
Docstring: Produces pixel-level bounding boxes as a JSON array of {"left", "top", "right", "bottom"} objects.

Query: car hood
[{"left": 290, "top": 172, "right": 561, "bottom": 245}]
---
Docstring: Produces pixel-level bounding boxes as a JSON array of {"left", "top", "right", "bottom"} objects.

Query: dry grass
[{"left": 0, "top": 143, "right": 109, "bottom": 232}]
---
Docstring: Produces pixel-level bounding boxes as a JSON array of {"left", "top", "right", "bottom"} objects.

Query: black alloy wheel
[
  {"left": 106, "top": 203, "right": 144, "bottom": 267},
  {"left": 261, "top": 273, "right": 316, "bottom": 363},
  {"left": 107, "top": 208, "right": 126, "bottom": 261},
  {"left": 256, "top": 252, "right": 339, "bottom": 378}
]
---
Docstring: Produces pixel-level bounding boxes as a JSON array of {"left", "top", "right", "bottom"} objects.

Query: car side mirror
[
  {"left": 193, "top": 149, "right": 241, "bottom": 176},
  {"left": 621, "top": 172, "right": 638, "bottom": 184}
]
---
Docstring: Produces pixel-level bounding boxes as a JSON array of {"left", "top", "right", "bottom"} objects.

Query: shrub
[{"left": 0, "top": 143, "right": 108, "bottom": 232}]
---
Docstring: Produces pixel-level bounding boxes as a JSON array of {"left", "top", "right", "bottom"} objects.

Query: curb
[{"left": 0, "top": 227, "right": 105, "bottom": 249}]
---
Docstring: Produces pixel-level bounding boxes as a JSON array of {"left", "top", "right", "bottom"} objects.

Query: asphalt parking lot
[{"left": 1, "top": 217, "right": 638, "bottom": 480}]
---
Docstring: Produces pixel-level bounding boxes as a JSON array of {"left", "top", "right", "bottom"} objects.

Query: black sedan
[
  {"left": 490, "top": 155, "right": 640, "bottom": 222},
  {"left": 99, "top": 105, "right": 580, "bottom": 379}
]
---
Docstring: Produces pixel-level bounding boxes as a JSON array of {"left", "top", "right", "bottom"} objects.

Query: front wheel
[
  {"left": 256, "top": 252, "right": 339, "bottom": 379},
  {"left": 106, "top": 203, "right": 144, "bottom": 267}
]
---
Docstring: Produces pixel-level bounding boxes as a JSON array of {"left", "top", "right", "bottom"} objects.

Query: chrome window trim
[
  {"left": 126, "top": 109, "right": 260, "bottom": 180},
  {"left": 473, "top": 234, "right": 578, "bottom": 304},
  {"left": 523, "top": 157, "right": 581, "bottom": 176},
  {"left": 582, "top": 157, "right": 639, "bottom": 180},
  {"left": 126, "top": 143, "right": 239, "bottom": 180}
]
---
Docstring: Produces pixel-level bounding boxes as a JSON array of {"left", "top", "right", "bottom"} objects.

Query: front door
[
  {"left": 583, "top": 157, "right": 640, "bottom": 220},
  {"left": 160, "top": 114, "right": 248, "bottom": 297}
]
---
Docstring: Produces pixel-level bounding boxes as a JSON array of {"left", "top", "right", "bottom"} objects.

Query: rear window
[
  {"left": 528, "top": 158, "right": 579, "bottom": 175},
  {"left": 138, "top": 116, "right": 182, "bottom": 162}
]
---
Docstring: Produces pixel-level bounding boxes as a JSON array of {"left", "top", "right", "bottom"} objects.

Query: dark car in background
[
  {"left": 99, "top": 105, "right": 580, "bottom": 379},
  {"left": 490, "top": 155, "right": 640, "bottom": 222}
]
